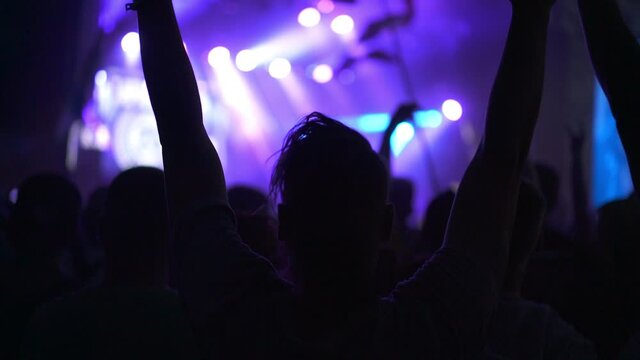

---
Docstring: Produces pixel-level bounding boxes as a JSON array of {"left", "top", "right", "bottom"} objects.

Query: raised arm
[
  {"left": 578, "top": 0, "right": 640, "bottom": 189},
  {"left": 136, "top": 0, "right": 227, "bottom": 218},
  {"left": 378, "top": 103, "right": 418, "bottom": 170},
  {"left": 445, "top": 0, "right": 554, "bottom": 286},
  {"left": 392, "top": 2, "right": 554, "bottom": 356},
  {"left": 135, "top": 2, "right": 285, "bottom": 356}
]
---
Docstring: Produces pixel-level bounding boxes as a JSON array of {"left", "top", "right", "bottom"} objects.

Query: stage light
[
  {"left": 298, "top": 8, "right": 321, "bottom": 28},
  {"left": 415, "top": 110, "right": 443, "bottom": 128},
  {"left": 391, "top": 121, "right": 415, "bottom": 156},
  {"left": 442, "top": 99, "right": 463, "bottom": 121},
  {"left": 121, "top": 32, "right": 140, "bottom": 56},
  {"left": 235, "top": 49, "right": 258, "bottom": 72},
  {"left": 80, "top": 126, "right": 94, "bottom": 149},
  {"left": 355, "top": 113, "right": 390, "bottom": 133},
  {"left": 208, "top": 46, "right": 231, "bottom": 68},
  {"left": 94, "top": 70, "right": 108, "bottom": 87},
  {"left": 317, "top": 0, "right": 335, "bottom": 14},
  {"left": 95, "top": 124, "right": 111, "bottom": 150},
  {"left": 331, "top": 15, "right": 354, "bottom": 35},
  {"left": 312, "top": 64, "right": 333, "bottom": 83},
  {"left": 268, "top": 58, "right": 292, "bottom": 79}
]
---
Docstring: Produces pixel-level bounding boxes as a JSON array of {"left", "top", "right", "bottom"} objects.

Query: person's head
[
  {"left": 389, "top": 178, "right": 414, "bottom": 228},
  {"left": 272, "top": 113, "right": 392, "bottom": 299},
  {"left": 420, "top": 190, "right": 456, "bottom": 254},
  {"left": 228, "top": 186, "right": 269, "bottom": 215},
  {"left": 7, "top": 174, "right": 81, "bottom": 263},
  {"left": 102, "top": 167, "right": 168, "bottom": 287},
  {"left": 503, "top": 181, "right": 546, "bottom": 294}
]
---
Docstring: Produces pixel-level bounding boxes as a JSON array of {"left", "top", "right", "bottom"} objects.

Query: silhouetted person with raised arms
[
  {"left": 487, "top": 180, "right": 596, "bottom": 359},
  {"left": 0, "top": 174, "right": 81, "bottom": 360},
  {"left": 133, "top": 0, "right": 555, "bottom": 356},
  {"left": 579, "top": 0, "right": 640, "bottom": 190},
  {"left": 22, "top": 167, "right": 198, "bottom": 359}
]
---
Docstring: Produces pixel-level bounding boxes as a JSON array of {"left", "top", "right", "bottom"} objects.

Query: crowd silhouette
[{"left": 0, "top": 0, "right": 639, "bottom": 358}]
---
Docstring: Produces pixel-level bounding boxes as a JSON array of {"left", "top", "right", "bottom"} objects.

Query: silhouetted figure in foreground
[
  {"left": 135, "top": 0, "right": 555, "bottom": 356},
  {"left": 22, "top": 168, "right": 198, "bottom": 359},
  {"left": 0, "top": 174, "right": 81, "bottom": 360},
  {"left": 575, "top": 0, "right": 640, "bottom": 356},
  {"left": 75, "top": 186, "right": 109, "bottom": 287},
  {"left": 487, "top": 181, "right": 596, "bottom": 359}
]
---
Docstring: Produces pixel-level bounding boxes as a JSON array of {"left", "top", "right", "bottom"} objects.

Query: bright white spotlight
[
  {"left": 208, "top": 46, "right": 231, "bottom": 68},
  {"left": 442, "top": 99, "right": 463, "bottom": 121},
  {"left": 94, "top": 70, "right": 108, "bottom": 87},
  {"left": 317, "top": 0, "right": 335, "bottom": 14},
  {"left": 235, "top": 49, "right": 258, "bottom": 72},
  {"left": 331, "top": 15, "right": 355, "bottom": 35},
  {"left": 298, "top": 8, "right": 321, "bottom": 28},
  {"left": 121, "top": 32, "right": 140, "bottom": 56},
  {"left": 268, "top": 58, "right": 292, "bottom": 79},
  {"left": 312, "top": 64, "right": 333, "bottom": 83}
]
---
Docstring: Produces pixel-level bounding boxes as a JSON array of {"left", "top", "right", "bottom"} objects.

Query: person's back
[
  {"left": 0, "top": 174, "right": 81, "bottom": 360},
  {"left": 22, "top": 167, "right": 198, "bottom": 359},
  {"left": 133, "top": 0, "right": 558, "bottom": 356}
]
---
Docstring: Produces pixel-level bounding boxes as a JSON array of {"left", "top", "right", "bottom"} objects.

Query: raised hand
[{"left": 389, "top": 103, "right": 419, "bottom": 133}]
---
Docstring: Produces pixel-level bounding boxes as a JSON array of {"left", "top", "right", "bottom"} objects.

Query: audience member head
[
  {"left": 420, "top": 190, "right": 455, "bottom": 255},
  {"left": 271, "top": 113, "right": 391, "bottom": 300},
  {"left": 7, "top": 174, "right": 81, "bottom": 263},
  {"left": 228, "top": 186, "right": 268, "bottom": 215},
  {"left": 503, "top": 181, "right": 546, "bottom": 295},
  {"left": 228, "top": 186, "right": 278, "bottom": 265},
  {"left": 389, "top": 178, "right": 414, "bottom": 229},
  {"left": 534, "top": 163, "right": 559, "bottom": 212},
  {"left": 102, "top": 167, "right": 168, "bottom": 287}
]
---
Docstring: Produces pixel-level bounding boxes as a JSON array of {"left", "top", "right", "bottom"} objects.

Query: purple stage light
[
  {"left": 268, "top": 58, "right": 292, "bottom": 79},
  {"left": 94, "top": 70, "right": 108, "bottom": 87},
  {"left": 208, "top": 46, "right": 231, "bottom": 68},
  {"left": 121, "top": 32, "right": 140, "bottom": 57},
  {"left": 236, "top": 49, "right": 258, "bottom": 72},
  {"left": 312, "top": 64, "right": 334, "bottom": 83},
  {"left": 317, "top": 0, "right": 335, "bottom": 14},
  {"left": 331, "top": 15, "right": 355, "bottom": 35},
  {"left": 442, "top": 99, "right": 463, "bottom": 121},
  {"left": 298, "top": 8, "right": 322, "bottom": 28}
]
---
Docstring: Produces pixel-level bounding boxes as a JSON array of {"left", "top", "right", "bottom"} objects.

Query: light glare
[
  {"left": 94, "top": 70, "right": 108, "bottom": 87},
  {"left": 317, "top": 0, "right": 335, "bottom": 13},
  {"left": 312, "top": 64, "right": 334, "bottom": 83},
  {"left": 235, "top": 49, "right": 258, "bottom": 72},
  {"left": 298, "top": 8, "right": 321, "bottom": 28},
  {"left": 391, "top": 121, "right": 415, "bottom": 156},
  {"left": 121, "top": 32, "right": 140, "bottom": 57},
  {"left": 331, "top": 15, "right": 355, "bottom": 35},
  {"left": 268, "top": 58, "right": 292, "bottom": 79},
  {"left": 442, "top": 99, "right": 463, "bottom": 121},
  {"left": 208, "top": 46, "right": 231, "bottom": 68}
]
